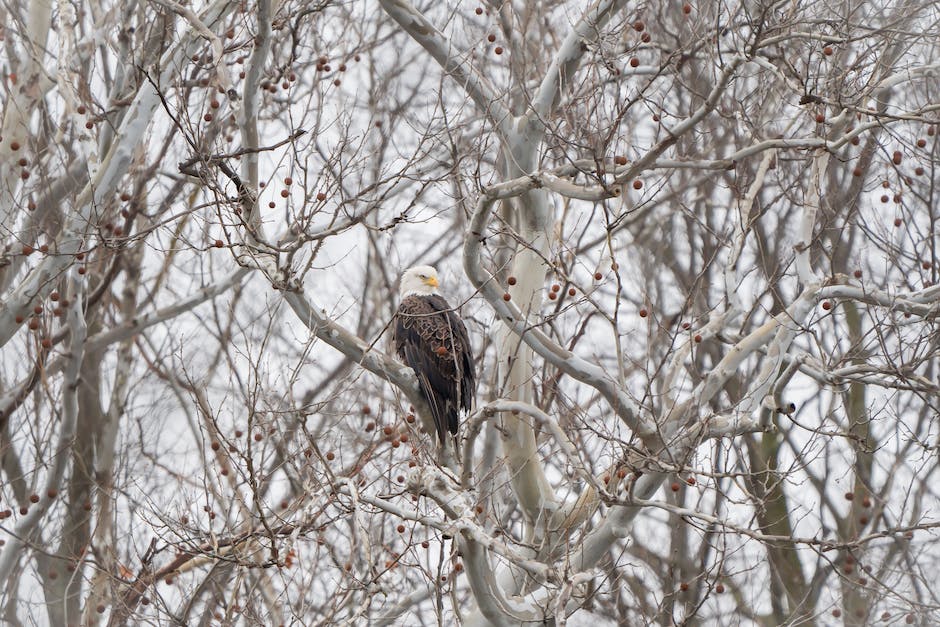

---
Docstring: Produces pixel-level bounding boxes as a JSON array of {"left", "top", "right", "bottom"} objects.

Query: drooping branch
[{"left": 280, "top": 289, "right": 429, "bottom": 425}]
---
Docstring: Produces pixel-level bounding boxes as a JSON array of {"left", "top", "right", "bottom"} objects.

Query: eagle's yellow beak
[{"left": 425, "top": 276, "right": 439, "bottom": 288}]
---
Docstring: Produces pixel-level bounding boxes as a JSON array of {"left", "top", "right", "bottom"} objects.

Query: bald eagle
[{"left": 394, "top": 265, "right": 475, "bottom": 443}]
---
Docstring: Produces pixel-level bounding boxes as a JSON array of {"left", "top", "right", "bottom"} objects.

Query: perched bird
[{"left": 394, "top": 265, "right": 475, "bottom": 443}]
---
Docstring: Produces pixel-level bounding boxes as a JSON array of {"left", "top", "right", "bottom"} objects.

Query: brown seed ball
[
  {"left": 594, "top": 272, "right": 603, "bottom": 280},
  {"left": 29, "top": 494, "right": 39, "bottom": 503},
  {"left": 844, "top": 491, "right": 854, "bottom": 501},
  {"left": 383, "top": 425, "right": 393, "bottom": 436},
  {"left": 670, "top": 482, "right": 680, "bottom": 492},
  {"left": 548, "top": 292, "right": 557, "bottom": 300},
  {"left": 22, "top": 245, "right": 34, "bottom": 255},
  {"left": 494, "top": 46, "right": 503, "bottom": 55},
  {"left": 28, "top": 319, "right": 40, "bottom": 330},
  {"left": 391, "top": 439, "right": 401, "bottom": 448},
  {"left": 234, "top": 430, "right": 243, "bottom": 437},
  {"left": 487, "top": 34, "right": 496, "bottom": 43},
  {"left": 639, "top": 308, "right": 648, "bottom": 318},
  {"left": 405, "top": 414, "right": 415, "bottom": 423},
  {"left": 568, "top": 288, "right": 576, "bottom": 296},
  {"left": 78, "top": 267, "right": 86, "bottom": 275},
  {"left": 894, "top": 218, "right": 902, "bottom": 227},
  {"left": 10, "top": 141, "right": 20, "bottom": 151},
  {"left": 823, "top": 46, "right": 833, "bottom": 56},
  {"left": 917, "top": 138, "right": 926, "bottom": 148},
  {"left": 326, "top": 451, "right": 335, "bottom": 461},
  {"left": 399, "top": 433, "right": 409, "bottom": 443},
  {"left": 915, "top": 166, "right": 925, "bottom": 175},
  {"left": 633, "top": 20, "right": 644, "bottom": 32},
  {"left": 682, "top": 3, "right": 692, "bottom": 14},
  {"left": 641, "top": 32, "right": 651, "bottom": 42},
  {"left": 694, "top": 334, "right": 702, "bottom": 343},
  {"left": 254, "top": 432, "right": 262, "bottom": 441},
  {"left": 502, "top": 293, "right": 511, "bottom": 301},
  {"left": 880, "top": 195, "right": 889, "bottom": 203},
  {"left": 854, "top": 270, "right": 862, "bottom": 278},
  {"left": 686, "top": 477, "right": 696, "bottom": 486},
  {"left": 633, "top": 179, "right": 643, "bottom": 189},
  {"left": 397, "top": 524, "right": 405, "bottom": 533},
  {"left": 85, "top": 121, "right": 94, "bottom": 129},
  {"left": 815, "top": 113, "right": 825, "bottom": 124},
  {"left": 475, "top": 7, "right": 483, "bottom": 14},
  {"left": 316, "top": 192, "right": 327, "bottom": 201},
  {"left": 852, "top": 167, "right": 862, "bottom": 177},
  {"left": 822, "top": 301, "right": 832, "bottom": 310},
  {"left": 551, "top": 284, "right": 560, "bottom": 292},
  {"left": 203, "top": 113, "right": 213, "bottom": 122},
  {"left": 211, "top": 441, "right": 220, "bottom": 451},
  {"left": 629, "top": 57, "right": 639, "bottom": 68},
  {"left": 41, "top": 338, "right": 52, "bottom": 349},
  {"left": 832, "top": 609, "right": 841, "bottom": 618},
  {"left": 507, "top": 276, "right": 517, "bottom": 285},
  {"left": 715, "top": 583, "right": 725, "bottom": 593},
  {"left": 906, "top": 614, "right": 914, "bottom": 624},
  {"left": 77, "top": 105, "right": 87, "bottom": 115}
]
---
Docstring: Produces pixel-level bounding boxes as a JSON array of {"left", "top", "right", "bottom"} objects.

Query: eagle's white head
[{"left": 400, "top": 265, "right": 440, "bottom": 297}]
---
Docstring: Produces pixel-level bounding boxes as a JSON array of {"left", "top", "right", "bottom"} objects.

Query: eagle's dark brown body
[{"left": 394, "top": 294, "right": 475, "bottom": 442}]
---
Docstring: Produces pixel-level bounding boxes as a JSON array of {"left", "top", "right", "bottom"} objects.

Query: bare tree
[{"left": 1, "top": 0, "right": 939, "bottom": 625}]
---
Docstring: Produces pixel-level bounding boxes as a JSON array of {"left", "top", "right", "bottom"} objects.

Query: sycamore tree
[{"left": 1, "top": 0, "right": 939, "bottom": 625}]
